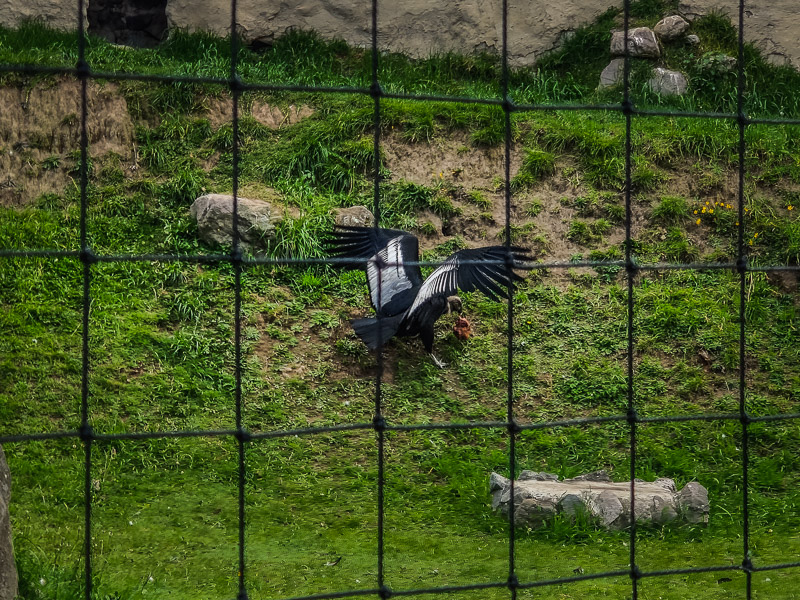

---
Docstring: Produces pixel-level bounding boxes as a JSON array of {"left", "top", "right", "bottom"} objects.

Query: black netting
[{"left": 2, "top": 0, "right": 800, "bottom": 599}]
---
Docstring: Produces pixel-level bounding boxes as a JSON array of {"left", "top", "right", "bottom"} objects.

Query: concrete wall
[
  {"left": 1, "top": 1, "right": 798, "bottom": 69},
  {"left": 0, "top": 0, "right": 84, "bottom": 32}
]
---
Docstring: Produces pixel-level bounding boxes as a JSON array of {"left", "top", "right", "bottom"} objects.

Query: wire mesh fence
[{"left": 2, "top": 0, "right": 800, "bottom": 598}]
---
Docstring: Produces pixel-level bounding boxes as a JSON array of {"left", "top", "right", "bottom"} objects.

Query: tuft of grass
[
  {"left": 510, "top": 148, "right": 556, "bottom": 191},
  {"left": 652, "top": 195, "right": 690, "bottom": 225}
]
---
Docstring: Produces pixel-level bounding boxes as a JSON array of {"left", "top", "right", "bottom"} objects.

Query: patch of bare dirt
[
  {"left": 202, "top": 96, "right": 314, "bottom": 129},
  {"left": 0, "top": 79, "right": 135, "bottom": 207},
  {"left": 383, "top": 131, "right": 522, "bottom": 189}
]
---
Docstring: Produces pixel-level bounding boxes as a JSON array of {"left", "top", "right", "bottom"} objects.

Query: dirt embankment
[{"left": 0, "top": 79, "right": 136, "bottom": 207}]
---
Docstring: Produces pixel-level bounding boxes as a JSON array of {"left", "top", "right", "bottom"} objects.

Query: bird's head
[{"left": 446, "top": 295, "right": 463, "bottom": 314}]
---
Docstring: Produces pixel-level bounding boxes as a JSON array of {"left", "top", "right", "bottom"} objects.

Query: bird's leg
[{"left": 429, "top": 352, "right": 447, "bottom": 369}]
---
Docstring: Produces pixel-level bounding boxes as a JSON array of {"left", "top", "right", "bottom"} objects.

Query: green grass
[{"left": 3, "top": 10, "right": 800, "bottom": 600}]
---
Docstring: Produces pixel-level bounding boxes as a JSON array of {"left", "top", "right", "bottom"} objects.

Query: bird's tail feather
[{"left": 351, "top": 315, "right": 402, "bottom": 351}]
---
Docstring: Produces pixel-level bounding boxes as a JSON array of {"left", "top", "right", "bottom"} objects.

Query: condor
[{"left": 326, "top": 226, "right": 529, "bottom": 367}]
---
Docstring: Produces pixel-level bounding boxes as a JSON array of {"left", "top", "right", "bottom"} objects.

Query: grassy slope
[{"left": 2, "top": 2, "right": 800, "bottom": 598}]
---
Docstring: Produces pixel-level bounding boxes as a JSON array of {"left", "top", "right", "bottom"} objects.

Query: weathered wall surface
[
  {"left": 165, "top": 0, "right": 800, "bottom": 68},
  {"left": 0, "top": 0, "right": 84, "bottom": 31},
  {"left": 680, "top": 1, "right": 797, "bottom": 66},
  {"left": 1, "top": 1, "right": 799, "bottom": 69}
]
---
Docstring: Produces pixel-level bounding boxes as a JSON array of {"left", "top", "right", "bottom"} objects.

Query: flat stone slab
[{"left": 491, "top": 470, "right": 709, "bottom": 529}]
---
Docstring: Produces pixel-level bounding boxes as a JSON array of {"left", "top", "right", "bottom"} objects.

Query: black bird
[{"left": 326, "top": 226, "right": 529, "bottom": 367}]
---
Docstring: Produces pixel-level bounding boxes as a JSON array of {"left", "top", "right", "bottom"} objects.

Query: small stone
[
  {"left": 686, "top": 34, "right": 700, "bottom": 45},
  {"left": 654, "top": 15, "right": 690, "bottom": 41},
  {"left": 610, "top": 27, "right": 660, "bottom": 58},
  {"left": 333, "top": 205, "right": 375, "bottom": 228},
  {"left": 598, "top": 58, "right": 625, "bottom": 89},
  {"left": 648, "top": 67, "right": 688, "bottom": 96},
  {"left": 677, "top": 481, "right": 710, "bottom": 523}
]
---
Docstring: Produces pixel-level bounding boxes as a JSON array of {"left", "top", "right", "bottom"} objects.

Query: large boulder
[
  {"left": 491, "top": 470, "right": 709, "bottom": 529},
  {"left": 0, "top": 445, "right": 17, "bottom": 600},
  {"left": 610, "top": 27, "right": 661, "bottom": 58},
  {"left": 189, "top": 193, "right": 284, "bottom": 250}
]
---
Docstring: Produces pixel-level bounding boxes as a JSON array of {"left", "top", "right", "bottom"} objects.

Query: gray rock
[
  {"left": 490, "top": 471, "right": 709, "bottom": 529},
  {"left": 333, "top": 205, "right": 375, "bottom": 228},
  {"left": 650, "top": 494, "right": 678, "bottom": 524},
  {"left": 489, "top": 472, "right": 509, "bottom": 492},
  {"left": 677, "top": 481, "right": 710, "bottom": 523},
  {"left": 686, "top": 34, "right": 700, "bottom": 45},
  {"left": 559, "top": 493, "right": 586, "bottom": 517},
  {"left": 189, "top": 193, "right": 283, "bottom": 250},
  {"left": 593, "top": 490, "right": 624, "bottom": 527},
  {"left": 654, "top": 15, "right": 690, "bottom": 41},
  {"left": 515, "top": 497, "right": 557, "bottom": 526},
  {"left": 648, "top": 67, "right": 688, "bottom": 96},
  {"left": 598, "top": 58, "right": 625, "bottom": 89},
  {"left": 570, "top": 470, "right": 611, "bottom": 482},
  {"left": 610, "top": 27, "right": 660, "bottom": 58},
  {"left": 0, "top": 445, "right": 18, "bottom": 600},
  {"left": 654, "top": 477, "right": 677, "bottom": 492},
  {"left": 518, "top": 470, "right": 559, "bottom": 481}
]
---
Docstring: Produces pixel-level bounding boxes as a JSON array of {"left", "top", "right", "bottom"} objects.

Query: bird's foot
[{"left": 429, "top": 353, "right": 447, "bottom": 369}]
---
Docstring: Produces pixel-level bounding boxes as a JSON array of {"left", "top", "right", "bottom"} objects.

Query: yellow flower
[
  {"left": 727, "top": 204, "right": 733, "bottom": 209},
  {"left": 696, "top": 218, "right": 701, "bottom": 225},
  {"left": 709, "top": 209, "right": 714, "bottom": 214},
  {"left": 735, "top": 222, "right": 739, "bottom": 226},
  {"left": 789, "top": 205, "right": 795, "bottom": 211},
  {"left": 693, "top": 210, "right": 698, "bottom": 214},
  {"left": 749, "top": 240, "right": 753, "bottom": 245},
  {"left": 705, "top": 201, "right": 710, "bottom": 205},
  {"left": 702, "top": 207, "right": 707, "bottom": 213},
  {"left": 754, "top": 232, "right": 759, "bottom": 238}
]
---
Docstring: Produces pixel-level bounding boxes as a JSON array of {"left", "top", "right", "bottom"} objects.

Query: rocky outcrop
[
  {"left": 189, "top": 193, "right": 284, "bottom": 250},
  {"left": 0, "top": 446, "right": 17, "bottom": 600},
  {"left": 490, "top": 470, "right": 709, "bottom": 529}
]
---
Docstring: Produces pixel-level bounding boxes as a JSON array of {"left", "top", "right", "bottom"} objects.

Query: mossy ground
[{"left": 2, "top": 3, "right": 800, "bottom": 598}]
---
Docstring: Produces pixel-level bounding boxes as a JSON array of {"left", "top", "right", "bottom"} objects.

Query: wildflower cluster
[{"left": 693, "top": 200, "right": 736, "bottom": 227}]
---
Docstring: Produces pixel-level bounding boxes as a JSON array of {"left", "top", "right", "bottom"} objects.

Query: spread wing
[
  {"left": 406, "top": 246, "right": 529, "bottom": 318},
  {"left": 325, "top": 226, "right": 423, "bottom": 316}
]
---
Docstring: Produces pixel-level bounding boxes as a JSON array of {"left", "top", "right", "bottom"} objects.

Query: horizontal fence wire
[{"left": 1, "top": 0, "right": 799, "bottom": 598}]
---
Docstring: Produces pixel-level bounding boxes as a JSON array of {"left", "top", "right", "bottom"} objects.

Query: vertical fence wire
[
  {"left": 735, "top": 0, "right": 752, "bottom": 597},
  {"left": 2, "top": 0, "right": 800, "bottom": 598}
]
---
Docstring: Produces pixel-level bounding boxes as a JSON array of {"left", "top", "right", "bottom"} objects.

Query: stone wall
[{"left": 1, "top": 1, "right": 798, "bottom": 68}]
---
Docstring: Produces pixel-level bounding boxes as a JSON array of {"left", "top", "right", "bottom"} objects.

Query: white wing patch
[
  {"left": 367, "top": 236, "right": 413, "bottom": 309},
  {"left": 407, "top": 255, "right": 459, "bottom": 316}
]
